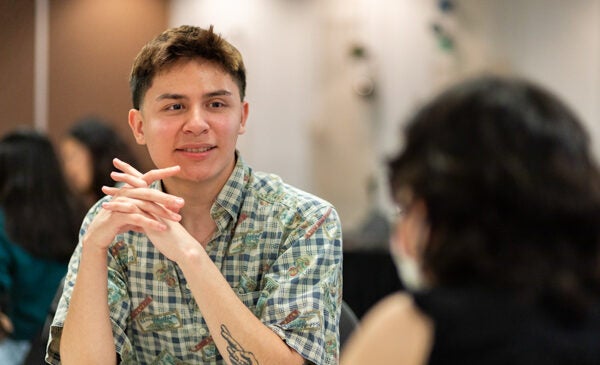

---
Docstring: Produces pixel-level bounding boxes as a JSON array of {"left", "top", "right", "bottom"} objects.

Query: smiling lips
[{"left": 178, "top": 146, "right": 215, "bottom": 153}]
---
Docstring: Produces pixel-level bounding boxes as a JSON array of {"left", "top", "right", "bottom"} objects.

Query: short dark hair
[
  {"left": 388, "top": 75, "right": 600, "bottom": 318},
  {"left": 129, "top": 25, "right": 247, "bottom": 109}
]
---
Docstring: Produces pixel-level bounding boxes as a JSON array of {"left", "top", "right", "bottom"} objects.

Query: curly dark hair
[
  {"left": 129, "top": 25, "right": 247, "bottom": 110},
  {"left": 388, "top": 75, "right": 600, "bottom": 319}
]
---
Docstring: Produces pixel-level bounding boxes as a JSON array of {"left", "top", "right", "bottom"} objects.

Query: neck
[
  {"left": 160, "top": 156, "right": 237, "bottom": 245},
  {"left": 160, "top": 171, "right": 231, "bottom": 246},
  {"left": 169, "top": 183, "right": 218, "bottom": 247}
]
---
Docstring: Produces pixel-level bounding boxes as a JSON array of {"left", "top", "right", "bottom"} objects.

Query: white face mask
[
  {"left": 391, "top": 245, "right": 427, "bottom": 291},
  {"left": 391, "top": 196, "right": 430, "bottom": 291}
]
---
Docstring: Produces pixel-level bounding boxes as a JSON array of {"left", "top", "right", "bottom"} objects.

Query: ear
[
  {"left": 128, "top": 109, "right": 146, "bottom": 145},
  {"left": 238, "top": 101, "right": 249, "bottom": 135}
]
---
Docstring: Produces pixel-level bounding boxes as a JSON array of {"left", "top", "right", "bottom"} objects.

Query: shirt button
[{"left": 199, "top": 327, "right": 207, "bottom": 336}]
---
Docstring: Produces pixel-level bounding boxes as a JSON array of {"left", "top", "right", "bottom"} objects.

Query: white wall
[
  {"left": 169, "top": 0, "right": 438, "bottom": 231},
  {"left": 170, "top": 0, "right": 600, "bottom": 232},
  {"left": 170, "top": 0, "right": 322, "bottom": 193},
  {"left": 477, "top": 0, "right": 600, "bottom": 158}
]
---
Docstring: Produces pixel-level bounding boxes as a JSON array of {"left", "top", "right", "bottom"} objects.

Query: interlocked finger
[
  {"left": 140, "top": 165, "right": 181, "bottom": 185},
  {"left": 102, "top": 197, "right": 181, "bottom": 222},
  {"left": 112, "top": 158, "right": 180, "bottom": 187},
  {"left": 113, "top": 158, "right": 144, "bottom": 178},
  {"left": 102, "top": 186, "right": 184, "bottom": 214},
  {"left": 107, "top": 209, "right": 168, "bottom": 233}
]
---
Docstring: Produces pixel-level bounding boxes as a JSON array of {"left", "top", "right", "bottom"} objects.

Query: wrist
[
  {"left": 178, "top": 245, "right": 207, "bottom": 271},
  {"left": 81, "top": 235, "right": 111, "bottom": 258}
]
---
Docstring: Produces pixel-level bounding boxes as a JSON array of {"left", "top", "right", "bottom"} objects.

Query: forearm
[
  {"left": 179, "top": 250, "right": 305, "bottom": 365},
  {"left": 61, "top": 243, "right": 117, "bottom": 365}
]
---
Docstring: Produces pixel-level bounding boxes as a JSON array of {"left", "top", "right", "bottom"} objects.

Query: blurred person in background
[
  {"left": 341, "top": 75, "right": 600, "bottom": 365},
  {"left": 60, "top": 117, "right": 139, "bottom": 209},
  {"left": 0, "top": 129, "right": 82, "bottom": 365}
]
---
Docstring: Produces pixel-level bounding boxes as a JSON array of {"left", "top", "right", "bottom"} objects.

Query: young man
[{"left": 47, "top": 25, "right": 342, "bottom": 365}]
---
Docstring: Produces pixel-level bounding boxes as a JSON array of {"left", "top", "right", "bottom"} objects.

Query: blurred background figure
[
  {"left": 60, "top": 117, "right": 139, "bottom": 209},
  {"left": 0, "top": 129, "right": 82, "bottom": 365},
  {"left": 341, "top": 75, "right": 600, "bottom": 364}
]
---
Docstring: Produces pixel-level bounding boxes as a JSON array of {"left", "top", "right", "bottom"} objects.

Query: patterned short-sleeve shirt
[{"left": 47, "top": 155, "right": 343, "bottom": 365}]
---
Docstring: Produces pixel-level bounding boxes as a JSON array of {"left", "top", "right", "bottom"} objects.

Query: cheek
[
  {"left": 389, "top": 219, "right": 404, "bottom": 254},
  {"left": 68, "top": 154, "right": 93, "bottom": 192},
  {"left": 61, "top": 141, "right": 92, "bottom": 191},
  {"left": 145, "top": 120, "right": 173, "bottom": 139},
  {"left": 214, "top": 122, "right": 243, "bottom": 144},
  {"left": 142, "top": 122, "right": 176, "bottom": 156},
  {"left": 394, "top": 216, "right": 419, "bottom": 258}
]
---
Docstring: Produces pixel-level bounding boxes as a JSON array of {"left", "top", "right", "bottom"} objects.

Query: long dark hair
[
  {"left": 68, "top": 117, "right": 138, "bottom": 203},
  {"left": 0, "top": 129, "right": 82, "bottom": 262},
  {"left": 388, "top": 75, "right": 600, "bottom": 320}
]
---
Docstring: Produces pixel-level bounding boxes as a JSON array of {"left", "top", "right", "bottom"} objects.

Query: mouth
[{"left": 177, "top": 146, "right": 216, "bottom": 153}]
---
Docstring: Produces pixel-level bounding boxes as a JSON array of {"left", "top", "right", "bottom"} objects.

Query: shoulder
[
  {"left": 341, "top": 292, "right": 433, "bottom": 365},
  {"left": 251, "top": 170, "right": 337, "bottom": 218}
]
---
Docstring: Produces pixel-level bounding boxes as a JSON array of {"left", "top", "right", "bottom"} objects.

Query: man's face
[{"left": 129, "top": 58, "right": 248, "bottom": 185}]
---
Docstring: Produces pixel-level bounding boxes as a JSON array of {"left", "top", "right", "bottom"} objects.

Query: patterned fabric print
[{"left": 47, "top": 154, "right": 343, "bottom": 365}]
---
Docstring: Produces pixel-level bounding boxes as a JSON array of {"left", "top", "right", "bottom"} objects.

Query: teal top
[{"left": 0, "top": 209, "right": 69, "bottom": 340}]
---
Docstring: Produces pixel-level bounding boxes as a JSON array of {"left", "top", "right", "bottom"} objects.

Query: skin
[
  {"left": 340, "top": 199, "right": 434, "bottom": 365},
  {"left": 60, "top": 136, "right": 94, "bottom": 205},
  {"left": 60, "top": 59, "right": 306, "bottom": 365},
  {"left": 340, "top": 293, "right": 433, "bottom": 365}
]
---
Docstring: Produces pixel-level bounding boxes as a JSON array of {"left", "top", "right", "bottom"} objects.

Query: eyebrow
[
  {"left": 155, "top": 93, "right": 186, "bottom": 102},
  {"left": 204, "top": 90, "right": 233, "bottom": 98},
  {"left": 155, "top": 90, "right": 233, "bottom": 102}
]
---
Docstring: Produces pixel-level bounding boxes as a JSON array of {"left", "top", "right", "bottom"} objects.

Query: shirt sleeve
[
  {"left": 256, "top": 204, "right": 343, "bottom": 365},
  {"left": 46, "top": 203, "right": 138, "bottom": 364}
]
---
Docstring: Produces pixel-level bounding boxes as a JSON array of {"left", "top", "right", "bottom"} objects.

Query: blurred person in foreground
[
  {"left": 47, "top": 25, "right": 342, "bottom": 365},
  {"left": 341, "top": 75, "right": 600, "bottom": 365},
  {"left": 0, "top": 130, "right": 81, "bottom": 364},
  {"left": 61, "top": 117, "right": 140, "bottom": 209}
]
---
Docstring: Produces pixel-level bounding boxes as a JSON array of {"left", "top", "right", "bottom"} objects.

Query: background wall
[
  {"left": 2, "top": 0, "right": 599, "bottom": 237},
  {"left": 48, "top": 0, "right": 169, "bottom": 170},
  {"left": 1, "top": 0, "right": 169, "bottom": 171},
  {"left": 0, "top": 1, "right": 35, "bottom": 132},
  {"left": 170, "top": 0, "right": 600, "bottom": 238}
]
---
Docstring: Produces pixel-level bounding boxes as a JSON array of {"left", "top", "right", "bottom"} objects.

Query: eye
[
  {"left": 208, "top": 101, "right": 225, "bottom": 108},
  {"left": 167, "top": 103, "right": 184, "bottom": 111}
]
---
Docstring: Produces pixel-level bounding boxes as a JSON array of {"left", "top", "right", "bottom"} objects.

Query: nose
[{"left": 183, "top": 107, "right": 209, "bottom": 135}]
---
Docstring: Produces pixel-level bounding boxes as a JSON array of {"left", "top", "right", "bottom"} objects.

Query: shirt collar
[
  {"left": 211, "top": 151, "right": 249, "bottom": 226},
  {"left": 150, "top": 151, "right": 249, "bottom": 228}
]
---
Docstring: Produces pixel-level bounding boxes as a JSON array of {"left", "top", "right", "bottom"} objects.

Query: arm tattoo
[{"left": 220, "top": 324, "right": 259, "bottom": 365}]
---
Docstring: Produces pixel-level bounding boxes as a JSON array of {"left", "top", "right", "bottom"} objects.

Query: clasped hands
[{"left": 85, "top": 158, "right": 198, "bottom": 263}]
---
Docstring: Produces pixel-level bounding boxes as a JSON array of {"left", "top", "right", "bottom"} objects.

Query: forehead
[
  {"left": 61, "top": 137, "right": 90, "bottom": 156},
  {"left": 151, "top": 59, "right": 236, "bottom": 91}
]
